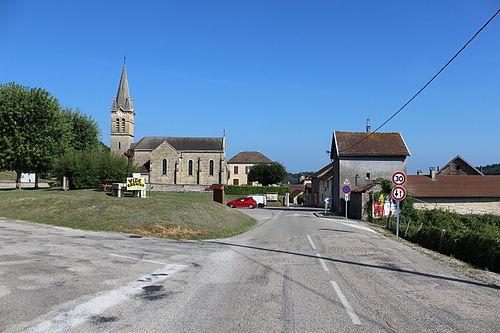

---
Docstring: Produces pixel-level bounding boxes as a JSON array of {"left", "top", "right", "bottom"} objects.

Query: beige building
[
  {"left": 227, "top": 151, "right": 272, "bottom": 185},
  {"left": 109, "top": 65, "right": 227, "bottom": 187}
]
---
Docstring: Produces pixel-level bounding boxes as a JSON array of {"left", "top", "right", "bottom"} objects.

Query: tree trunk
[
  {"left": 35, "top": 173, "right": 39, "bottom": 189},
  {"left": 16, "top": 171, "right": 22, "bottom": 189}
]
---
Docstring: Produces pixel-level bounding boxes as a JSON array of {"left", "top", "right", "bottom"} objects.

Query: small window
[
  {"left": 366, "top": 172, "right": 371, "bottom": 180},
  {"left": 118, "top": 142, "right": 121, "bottom": 149},
  {"left": 115, "top": 118, "right": 120, "bottom": 132},
  {"left": 234, "top": 166, "right": 239, "bottom": 174},
  {"left": 245, "top": 166, "right": 251, "bottom": 174},
  {"left": 209, "top": 160, "right": 214, "bottom": 176},
  {"left": 121, "top": 118, "right": 126, "bottom": 132},
  {"left": 233, "top": 179, "right": 239, "bottom": 185},
  {"left": 188, "top": 160, "right": 193, "bottom": 176},
  {"left": 162, "top": 159, "right": 167, "bottom": 175}
]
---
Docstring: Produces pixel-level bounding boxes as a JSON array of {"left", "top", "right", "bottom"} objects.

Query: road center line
[
  {"left": 25, "top": 264, "right": 185, "bottom": 333},
  {"left": 330, "top": 280, "right": 362, "bottom": 325},
  {"left": 307, "top": 234, "right": 317, "bottom": 250},
  {"left": 316, "top": 253, "right": 330, "bottom": 272},
  {"left": 109, "top": 253, "right": 166, "bottom": 265}
]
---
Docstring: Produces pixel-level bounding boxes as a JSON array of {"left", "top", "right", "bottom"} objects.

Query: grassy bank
[{"left": 0, "top": 189, "right": 256, "bottom": 239}]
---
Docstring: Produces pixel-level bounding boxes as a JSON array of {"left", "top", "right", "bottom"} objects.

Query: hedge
[
  {"left": 384, "top": 209, "right": 500, "bottom": 273},
  {"left": 225, "top": 185, "right": 290, "bottom": 195}
]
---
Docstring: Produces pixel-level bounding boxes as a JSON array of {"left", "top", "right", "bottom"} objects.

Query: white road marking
[
  {"left": 25, "top": 264, "right": 185, "bottom": 333},
  {"left": 316, "top": 253, "right": 330, "bottom": 272},
  {"left": 307, "top": 234, "right": 317, "bottom": 250},
  {"left": 330, "top": 280, "right": 362, "bottom": 325},
  {"left": 109, "top": 253, "right": 166, "bottom": 265},
  {"left": 327, "top": 219, "right": 376, "bottom": 233}
]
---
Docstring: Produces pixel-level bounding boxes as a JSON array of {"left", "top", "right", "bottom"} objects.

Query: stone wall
[
  {"left": 228, "top": 163, "right": 259, "bottom": 186},
  {"left": 149, "top": 184, "right": 210, "bottom": 193},
  {"left": 413, "top": 197, "right": 500, "bottom": 215}
]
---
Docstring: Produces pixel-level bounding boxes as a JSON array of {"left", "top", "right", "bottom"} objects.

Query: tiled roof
[
  {"left": 228, "top": 151, "right": 272, "bottom": 164},
  {"left": 406, "top": 175, "right": 500, "bottom": 197},
  {"left": 131, "top": 137, "right": 224, "bottom": 151},
  {"left": 332, "top": 131, "right": 410, "bottom": 157},
  {"left": 311, "top": 163, "right": 333, "bottom": 179}
]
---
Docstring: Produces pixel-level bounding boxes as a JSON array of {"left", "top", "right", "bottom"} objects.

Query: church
[{"left": 109, "top": 64, "right": 227, "bottom": 187}]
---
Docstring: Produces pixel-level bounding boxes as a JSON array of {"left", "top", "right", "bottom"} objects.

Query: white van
[{"left": 248, "top": 194, "right": 267, "bottom": 207}]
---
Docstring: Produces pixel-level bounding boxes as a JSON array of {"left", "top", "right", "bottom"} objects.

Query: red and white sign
[
  {"left": 341, "top": 185, "right": 351, "bottom": 194},
  {"left": 391, "top": 186, "right": 407, "bottom": 201},
  {"left": 391, "top": 171, "right": 407, "bottom": 186}
]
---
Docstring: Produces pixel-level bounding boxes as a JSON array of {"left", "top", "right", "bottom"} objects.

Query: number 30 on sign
[{"left": 391, "top": 186, "right": 406, "bottom": 201}]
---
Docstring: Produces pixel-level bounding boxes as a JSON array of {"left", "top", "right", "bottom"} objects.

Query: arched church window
[
  {"left": 162, "top": 159, "right": 167, "bottom": 175},
  {"left": 115, "top": 118, "right": 120, "bottom": 132},
  {"left": 121, "top": 118, "right": 126, "bottom": 132},
  {"left": 188, "top": 160, "right": 193, "bottom": 176},
  {"left": 209, "top": 160, "right": 214, "bottom": 176}
]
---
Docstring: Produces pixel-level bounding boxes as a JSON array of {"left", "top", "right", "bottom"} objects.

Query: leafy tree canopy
[
  {"left": 0, "top": 82, "right": 66, "bottom": 187},
  {"left": 60, "top": 107, "right": 102, "bottom": 152},
  {"left": 477, "top": 163, "right": 500, "bottom": 175},
  {"left": 248, "top": 162, "right": 287, "bottom": 186}
]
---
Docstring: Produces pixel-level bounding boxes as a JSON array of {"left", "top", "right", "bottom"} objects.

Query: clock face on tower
[{"left": 117, "top": 112, "right": 123, "bottom": 117}]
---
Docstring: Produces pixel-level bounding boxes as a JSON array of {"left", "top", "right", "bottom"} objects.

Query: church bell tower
[{"left": 110, "top": 63, "right": 135, "bottom": 154}]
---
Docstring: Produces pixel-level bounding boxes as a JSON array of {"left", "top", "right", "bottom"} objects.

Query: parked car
[
  {"left": 227, "top": 197, "right": 257, "bottom": 209},
  {"left": 248, "top": 194, "right": 267, "bottom": 207}
]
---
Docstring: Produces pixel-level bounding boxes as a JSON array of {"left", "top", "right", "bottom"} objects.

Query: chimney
[
  {"left": 417, "top": 170, "right": 423, "bottom": 175},
  {"left": 429, "top": 167, "right": 437, "bottom": 180}
]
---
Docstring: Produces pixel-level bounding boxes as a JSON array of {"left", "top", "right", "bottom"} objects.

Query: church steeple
[
  {"left": 110, "top": 63, "right": 135, "bottom": 155},
  {"left": 112, "top": 64, "right": 134, "bottom": 112}
]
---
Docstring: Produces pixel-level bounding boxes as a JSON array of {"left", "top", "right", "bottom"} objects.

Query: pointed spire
[{"left": 113, "top": 64, "right": 134, "bottom": 111}]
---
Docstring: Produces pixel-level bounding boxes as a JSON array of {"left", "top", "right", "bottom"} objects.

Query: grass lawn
[{"left": 0, "top": 189, "right": 256, "bottom": 239}]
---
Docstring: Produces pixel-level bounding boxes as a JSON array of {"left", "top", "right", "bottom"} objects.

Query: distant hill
[
  {"left": 478, "top": 164, "right": 500, "bottom": 175},
  {"left": 282, "top": 171, "right": 314, "bottom": 184}
]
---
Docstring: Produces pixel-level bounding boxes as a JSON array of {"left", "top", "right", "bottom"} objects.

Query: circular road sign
[
  {"left": 342, "top": 185, "right": 351, "bottom": 194},
  {"left": 391, "top": 186, "right": 407, "bottom": 201},
  {"left": 392, "top": 171, "right": 407, "bottom": 186}
]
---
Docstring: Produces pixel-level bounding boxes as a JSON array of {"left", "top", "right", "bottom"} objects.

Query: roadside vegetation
[
  {"left": 0, "top": 189, "right": 256, "bottom": 240},
  {"left": 367, "top": 179, "right": 500, "bottom": 273}
]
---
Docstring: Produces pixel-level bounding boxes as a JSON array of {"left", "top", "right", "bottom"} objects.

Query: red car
[{"left": 227, "top": 197, "right": 257, "bottom": 209}]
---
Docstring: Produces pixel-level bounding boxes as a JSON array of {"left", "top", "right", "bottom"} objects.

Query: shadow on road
[
  {"left": 204, "top": 241, "right": 499, "bottom": 290},
  {"left": 318, "top": 228, "right": 355, "bottom": 233}
]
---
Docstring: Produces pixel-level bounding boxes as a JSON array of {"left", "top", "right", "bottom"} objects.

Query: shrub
[{"left": 53, "top": 150, "right": 136, "bottom": 189}]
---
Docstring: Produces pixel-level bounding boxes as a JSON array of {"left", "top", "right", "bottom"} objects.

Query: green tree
[
  {"left": 0, "top": 82, "right": 67, "bottom": 188},
  {"left": 248, "top": 162, "right": 287, "bottom": 186},
  {"left": 53, "top": 150, "right": 136, "bottom": 189},
  {"left": 60, "top": 107, "right": 102, "bottom": 152}
]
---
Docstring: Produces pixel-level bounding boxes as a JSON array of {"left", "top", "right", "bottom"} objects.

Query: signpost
[
  {"left": 391, "top": 172, "right": 407, "bottom": 237},
  {"left": 324, "top": 197, "right": 330, "bottom": 214},
  {"left": 341, "top": 182, "right": 351, "bottom": 219}
]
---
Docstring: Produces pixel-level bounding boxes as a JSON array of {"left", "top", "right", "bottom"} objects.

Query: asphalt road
[{"left": 0, "top": 208, "right": 498, "bottom": 332}]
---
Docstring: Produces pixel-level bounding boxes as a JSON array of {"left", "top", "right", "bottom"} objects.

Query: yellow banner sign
[{"left": 127, "top": 177, "right": 145, "bottom": 190}]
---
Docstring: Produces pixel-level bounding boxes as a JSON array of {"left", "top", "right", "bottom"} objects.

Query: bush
[
  {"left": 53, "top": 150, "right": 136, "bottom": 189},
  {"left": 225, "top": 185, "right": 290, "bottom": 195},
  {"left": 392, "top": 209, "right": 500, "bottom": 273}
]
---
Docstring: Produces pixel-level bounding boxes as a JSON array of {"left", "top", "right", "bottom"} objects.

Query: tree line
[{"left": 0, "top": 82, "right": 131, "bottom": 189}]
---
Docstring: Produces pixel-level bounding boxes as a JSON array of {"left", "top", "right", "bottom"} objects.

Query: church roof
[
  {"left": 112, "top": 64, "right": 134, "bottom": 111},
  {"left": 228, "top": 151, "right": 273, "bottom": 164},
  {"left": 131, "top": 137, "right": 224, "bottom": 152}
]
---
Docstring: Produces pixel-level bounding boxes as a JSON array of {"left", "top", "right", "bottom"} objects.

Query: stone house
[
  {"left": 227, "top": 151, "right": 272, "bottom": 185},
  {"left": 406, "top": 173, "right": 500, "bottom": 215},
  {"left": 437, "top": 155, "right": 483, "bottom": 176},
  {"left": 330, "top": 130, "right": 410, "bottom": 212},
  {"left": 307, "top": 163, "right": 333, "bottom": 207},
  {"left": 109, "top": 64, "right": 227, "bottom": 189}
]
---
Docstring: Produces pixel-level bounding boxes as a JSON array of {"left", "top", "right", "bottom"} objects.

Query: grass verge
[{"left": 0, "top": 188, "right": 256, "bottom": 239}]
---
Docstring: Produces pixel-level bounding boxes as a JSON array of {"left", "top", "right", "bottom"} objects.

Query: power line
[{"left": 340, "top": 8, "right": 500, "bottom": 154}]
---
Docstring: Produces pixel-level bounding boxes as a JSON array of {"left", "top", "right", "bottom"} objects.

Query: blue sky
[{"left": 1, "top": 1, "right": 499, "bottom": 173}]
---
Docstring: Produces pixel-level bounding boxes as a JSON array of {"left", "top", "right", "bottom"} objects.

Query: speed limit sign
[
  {"left": 392, "top": 171, "right": 407, "bottom": 186},
  {"left": 391, "top": 186, "right": 407, "bottom": 201}
]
